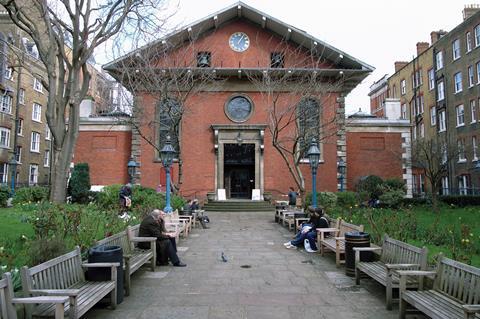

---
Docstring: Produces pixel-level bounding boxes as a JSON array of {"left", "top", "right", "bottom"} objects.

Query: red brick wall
[
  {"left": 74, "top": 130, "right": 132, "bottom": 185},
  {"left": 346, "top": 131, "right": 403, "bottom": 190}
]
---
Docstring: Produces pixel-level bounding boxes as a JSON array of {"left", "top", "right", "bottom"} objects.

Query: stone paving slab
[{"left": 85, "top": 211, "right": 404, "bottom": 319}]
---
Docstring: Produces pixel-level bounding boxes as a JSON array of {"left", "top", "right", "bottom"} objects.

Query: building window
[
  {"left": 400, "top": 79, "right": 406, "bottom": 95},
  {"left": 430, "top": 106, "right": 436, "bottom": 126},
  {"left": 401, "top": 103, "right": 407, "bottom": 119},
  {"left": 412, "top": 69, "right": 422, "bottom": 88},
  {"left": 454, "top": 72, "right": 463, "bottom": 93},
  {"left": 17, "top": 118, "right": 23, "bottom": 135},
  {"left": 441, "top": 176, "right": 449, "bottom": 195},
  {"left": 19, "top": 88, "right": 25, "bottom": 105},
  {"left": 4, "top": 67, "right": 12, "bottom": 80},
  {"left": 419, "top": 174, "right": 425, "bottom": 194},
  {"left": 0, "top": 163, "right": 8, "bottom": 184},
  {"left": 435, "top": 51, "right": 444, "bottom": 70},
  {"left": 458, "top": 175, "right": 468, "bottom": 195},
  {"left": 468, "top": 65, "right": 475, "bottom": 87},
  {"left": 471, "top": 100, "right": 477, "bottom": 123},
  {"left": 420, "top": 122, "right": 424, "bottom": 138},
  {"left": 475, "top": 24, "right": 480, "bottom": 47},
  {"left": 31, "top": 131, "right": 40, "bottom": 152},
  {"left": 1, "top": 94, "right": 12, "bottom": 114},
  {"left": 452, "top": 39, "right": 461, "bottom": 60},
  {"left": 29, "top": 164, "right": 38, "bottom": 186},
  {"left": 458, "top": 139, "right": 466, "bottom": 162},
  {"left": 442, "top": 146, "right": 448, "bottom": 164},
  {"left": 44, "top": 150, "right": 50, "bottom": 167},
  {"left": 439, "top": 110, "right": 446, "bottom": 132},
  {"left": 456, "top": 104, "right": 465, "bottom": 127},
  {"left": 412, "top": 175, "right": 418, "bottom": 195},
  {"left": 437, "top": 80, "right": 445, "bottom": 101},
  {"left": 15, "top": 145, "right": 21, "bottom": 163},
  {"left": 412, "top": 126, "right": 417, "bottom": 140},
  {"left": 0, "top": 128, "right": 10, "bottom": 148},
  {"left": 298, "top": 98, "right": 320, "bottom": 156},
  {"left": 158, "top": 98, "right": 180, "bottom": 156},
  {"left": 392, "top": 85, "right": 397, "bottom": 98},
  {"left": 467, "top": 31, "right": 472, "bottom": 52},
  {"left": 33, "top": 77, "right": 43, "bottom": 93},
  {"left": 45, "top": 124, "right": 51, "bottom": 140},
  {"left": 196, "top": 51, "right": 211, "bottom": 68},
  {"left": 270, "top": 52, "right": 285, "bottom": 68},
  {"left": 473, "top": 136, "right": 478, "bottom": 160},
  {"left": 32, "top": 103, "right": 42, "bottom": 122},
  {"left": 428, "top": 69, "right": 435, "bottom": 90},
  {"left": 477, "top": 62, "right": 480, "bottom": 84}
]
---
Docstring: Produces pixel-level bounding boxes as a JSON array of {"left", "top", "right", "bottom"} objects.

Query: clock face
[{"left": 229, "top": 32, "right": 250, "bottom": 52}]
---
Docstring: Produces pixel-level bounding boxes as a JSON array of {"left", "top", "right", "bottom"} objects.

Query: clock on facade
[
  {"left": 229, "top": 32, "right": 250, "bottom": 52},
  {"left": 225, "top": 95, "right": 253, "bottom": 122}
]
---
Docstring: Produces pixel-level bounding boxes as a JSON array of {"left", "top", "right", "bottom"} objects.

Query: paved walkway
[{"left": 87, "top": 211, "right": 399, "bottom": 319}]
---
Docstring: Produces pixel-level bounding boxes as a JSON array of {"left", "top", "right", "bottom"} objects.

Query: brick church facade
[{"left": 75, "top": 2, "right": 412, "bottom": 200}]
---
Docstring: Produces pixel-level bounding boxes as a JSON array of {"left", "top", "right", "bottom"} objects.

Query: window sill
[
  {"left": 454, "top": 90, "right": 463, "bottom": 94},
  {"left": 32, "top": 119, "right": 42, "bottom": 123},
  {"left": 456, "top": 124, "right": 465, "bottom": 128},
  {"left": 473, "top": 158, "right": 479, "bottom": 162},
  {"left": 0, "top": 146, "right": 11, "bottom": 150},
  {"left": 458, "top": 159, "right": 467, "bottom": 163},
  {"left": 30, "top": 150, "right": 40, "bottom": 154}
]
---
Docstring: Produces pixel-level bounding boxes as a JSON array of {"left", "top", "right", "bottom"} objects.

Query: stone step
[{"left": 204, "top": 200, "right": 275, "bottom": 212}]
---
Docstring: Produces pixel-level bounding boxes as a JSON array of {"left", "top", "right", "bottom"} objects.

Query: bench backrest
[
  {"left": 380, "top": 235, "right": 428, "bottom": 270},
  {"left": 0, "top": 273, "right": 15, "bottom": 319},
  {"left": 96, "top": 230, "right": 131, "bottom": 255},
  {"left": 433, "top": 255, "right": 480, "bottom": 304},
  {"left": 127, "top": 224, "right": 141, "bottom": 250},
  {"left": 21, "top": 247, "right": 84, "bottom": 294},
  {"left": 338, "top": 220, "right": 364, "bottom": 237}
]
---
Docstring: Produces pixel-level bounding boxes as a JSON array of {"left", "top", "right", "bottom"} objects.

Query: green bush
[
  {"left": 336, "top": 191, "right": 359, "bottom": 208},
  {"left": 356, "top": 175, "right": 384, "bottom": 199},
  {"left": 28, "top": 238, "right": 68, "bottom": 266},
  {"left": 0, "top": 186, "right": 10, "bottom": 207},
  {"left": 305, "top": 192, "right": 337, "bottom": 210},
  {"left": 95, "top": 184, "right": 123, "bottom": 210},
  {"left": 384, "top": 178, "right": 407, "bottom": 192},
  {"left": 13, "top": 186, "right": 49, "bottom": 204},
  {"left": 68, "top": 163, "right": 91, "bottom": 204},
  {"left": 402, "top": 197, "right": 429, "bottom": 206},
  {"left": 439, "top": 195, "right": 480, "bottom": 207},
  {"left": 379, "top": 190, "right": 405, "bottom": 208}
]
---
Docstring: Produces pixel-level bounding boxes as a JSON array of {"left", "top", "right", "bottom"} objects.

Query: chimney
[
  {"left": 416, "top": 42, "right": 429, "bottom": 56},
  {"left": 395, "top": 61, "right": 408, "bottom": 72},
  {"left": 463, "top": 4, "right": 480, "bottom": 21},
  {"left": 431, "top": 30, "right": 447, "bottom": 45}
]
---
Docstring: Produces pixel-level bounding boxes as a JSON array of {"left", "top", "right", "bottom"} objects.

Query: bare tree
[
  {"left": 411, "top": 135, "right": 460, "bottom": 212},
  {"left": 0, "top": 0, "right": 168, "bottom": 202}
]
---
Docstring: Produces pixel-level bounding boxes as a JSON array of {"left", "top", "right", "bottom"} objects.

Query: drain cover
[{"left": 240, "top": 265, "right": 252, "bottom": 269}]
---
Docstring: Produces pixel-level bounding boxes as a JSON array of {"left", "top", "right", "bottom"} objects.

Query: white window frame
[
  {"left": 4, "top": 67, "right": 12, "bottom": 80},
  {"left": 19, "top": 88, "right": 25, "bottom": 105},
  {"left": 45, "top": 124, "right": 51, "bottom": 140},
  {"left": 475, "top": 24, "right": 480, "bottom": 47},
  {"left": 452, "top": 39, "right": 461, "bottom": 60},
  {"left": 473, "top": 136, "right": 478, "bottom": 161},
  {"left": 430, "top": 106, "right": 436, "bottom": 126},
  {"left": 1, "top": 94, "right": 12, "bottom": 114},
  {"left": 419, "top": 174, "right": 425, "bottom": 194},
  {"left": 29, "top": 164, "right": 38, "bottom": 186},
  {"left": 468, "top": 66, "right": 475, "bottom": 87},
  {"left": 400, "top": 79, "right": 406, "bottom": 95},
  {"left": 30, "top": 131, "right": 40, "bottom": 152},
  {"left": 467, "top": 31, "right": 472, "bottom": 52},
  {"left": 436, "top": 51, "right": 444, "bottom": 70},
  {"left": 458, "top": 139, "right": 466, "bottom": 162},
  {"left": 456, "top": 104, "right": 465, "bottom": 127},
  {"left": 0, "top": 127, "right": 10, "bottom": 148},
  {"left": 428, "top": 68, "right": 435, "bottom": 90},
  {"left": 0, "top": 163, "right": 8, "bottom": 184},
  {"left": 17, "top": 118, "right": 23, "bottom": 136},
  {"left": 420, "top": 122, "right": 424, "bottom": 138},
  {"left": 32, "top": 103, "right": 42, "bottom": 122},
  {"left": 471, "top": 100, "right": 477, "bottom": 123},
  {"left": 412, "top": 126, "right": 417, "bottom": 140},
  {"left": 401, "top": 103, "right": 407, "bottom": 120},
  {"left": 439, "top": 110, "right": 446, "bottom": 132},
  {"left": 458, "top": 175, "right": 468, "bottom": 195},
  {"left": 454, "top": 72, "right": 463, "bottom": 93},
  {"left": 477, "top": 62, "right": 480, "bottom": 84},
  {"left": 33, "top": 77, "right": 43, "bottom": 93},
  {"left": 44, "top": 150, "right": 50, "bottom": 167},
  {"left": 437, "top": 81, "right": 445, "bottom": 101},
  {"left": 15, "top": 145, "right": 21, "bottom": 164},
  {"left": 441, "top": 176, "right": 449, "bottom": 195}
]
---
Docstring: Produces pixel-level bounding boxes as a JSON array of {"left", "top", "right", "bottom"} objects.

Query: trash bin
[
  {"left": 87, "top": 245, "right": 124, "bottom": 304},
  {"left": 344, "top": 231, "right": 371, "bottom": 277}
]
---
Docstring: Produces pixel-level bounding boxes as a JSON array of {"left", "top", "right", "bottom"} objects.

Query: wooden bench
[
  {"left": 317, "top": 219, "right": 364, "bottom": 267},
  {"left": 354, "top": 235, "right": 428, "bottom": 310},
  {"left": 20, "top": 247, "right": 118, "bottom": 319},
  {"left": 96, "top": 227, "right": 156, "bottom": 297},
  {"left": 1, "top": 272, "right": 69, "bottom": 319},
  {"left": 398, "top": 255, "right": 480, "bottom": 319},
  {"left": 295, "top": 215, "right": 336, "bottom": 233}
]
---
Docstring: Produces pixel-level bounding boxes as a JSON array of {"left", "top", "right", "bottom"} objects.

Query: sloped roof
[{"left": 104, "top": 1, "right": 374, "bottom": 92}]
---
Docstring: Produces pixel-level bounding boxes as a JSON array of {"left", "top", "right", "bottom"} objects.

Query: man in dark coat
[{"left": 137, "top": 209, "right": 186, "bottom": 267}]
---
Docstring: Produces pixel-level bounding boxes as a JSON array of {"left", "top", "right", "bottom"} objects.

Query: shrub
[
  {"left": 336, "top": 191, "right": 359, "bottom": 208},
  {"left": 68, "top": 163, "right": 91, "bottom": 204},
  {"left": 95, "top": 184, "right": 123, "bottom": 210},
  {"left": 13, "top": 186, "right": 49, "bottom": 204},
  {"left": 402, "top": 197, "right": 429, "bottom": 206},
  {"left": 28, "top": 238, "right": 68, "bottom": 266},
  {"left": 305, "top": 192, "right": 337, "bottom": 210},
  {"left": 0, "top": 186, "right": 10, "bottom": 207},
  {"left": 383, "top": 178, "right": 407, "bottom": 192},
  {"left": 439, "top": 195, "right": 480, "bottom": 207},
  {"left": 379, "top": 190, "right": 405, "bottom": 208},
  {"left": 356, "top": 175, "right": 384, "bottom": 199}
]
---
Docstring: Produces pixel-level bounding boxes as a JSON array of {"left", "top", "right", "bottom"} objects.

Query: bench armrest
[
  {"left": 335, "top": 237, "right": 345, "bottom": 241},
  {"left": 316, "top": 228, "right": 339, "bottom": 233},
  {"left": 462, "top": 305, "right": 480, "bottom": 314},
  {"left": 130, "top": 236, "right": 156, "bottom": 242},
  {"left": 12, "top": 296, "right": 69, "bottom": 304},
  {"left": 353, "top": 247, "right": 382, "bottom": 252},
  {"left": 82, "top": 262, "right": 120, "bottom": 268},
  {"left": 30, "top": 289, "right": 80, "bottom": 297},
  {"left": 397, "top": 270, "right": 436, "bottom": 276},
  {"left": 385, "top": 263, "right": 420, "bottom": 270}
]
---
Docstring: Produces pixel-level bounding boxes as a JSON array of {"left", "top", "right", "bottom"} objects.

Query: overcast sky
[{"left": 163, "top": 0, "right": 475, "bottom": 114}]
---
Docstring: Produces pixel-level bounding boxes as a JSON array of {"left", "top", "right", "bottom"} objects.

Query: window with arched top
[
  {"left": 158, "top": 98, "right": 181, "bottom": 157},
  {"left": 297, "top": 98, "right": 320, "bottom": 157}
]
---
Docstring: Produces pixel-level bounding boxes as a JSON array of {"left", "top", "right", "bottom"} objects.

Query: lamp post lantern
[
  {"left": 160, "top": 136, "right": 176, "bottom": 213},
  {"left": 307, "top": 138, "right": 321, "bottom": 207},
  {"left": 338, "top": 158, "right": 346, "bottom": 192},
  {"left": 127, "top": 158, "right": 139, "bottom": 184}
]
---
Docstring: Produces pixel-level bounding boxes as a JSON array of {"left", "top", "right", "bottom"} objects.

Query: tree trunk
[
  {"left": 50, "top": 147, "right": 70, "bottom": 202},
  {"left": 431, "top": 185, "right": 440, "bottom": 214}
]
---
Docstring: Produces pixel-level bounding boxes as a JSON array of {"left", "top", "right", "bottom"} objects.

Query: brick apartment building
[{"left": 369, "top": 5, "right": 480, "bottom": 196}]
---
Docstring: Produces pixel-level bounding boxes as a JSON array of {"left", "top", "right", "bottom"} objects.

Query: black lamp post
[
  {"left": 307, "top": 138, "right": 321, "bottom": 207},
  {"left": 338, "top": 158, "right": 346, "bottom": 192},
  {"left": 127, "top": 157, "right": 139, "bottom": 184},
  {"left": 160, "top": 136, "right": 175, "bottom": 213}
]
